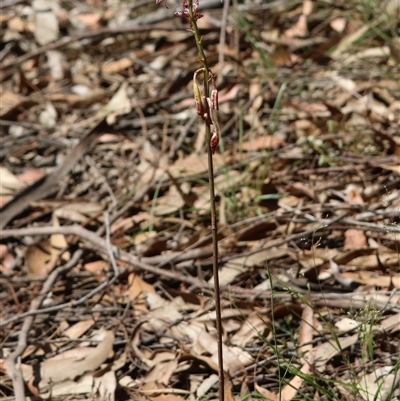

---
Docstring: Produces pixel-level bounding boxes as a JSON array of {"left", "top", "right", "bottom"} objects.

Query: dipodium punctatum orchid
[
  {"left": 155, "top": 0, "right": 224, "bottom": 399},
  {"left": 157, "top": 0, "right": 220, "bottom": 154}
]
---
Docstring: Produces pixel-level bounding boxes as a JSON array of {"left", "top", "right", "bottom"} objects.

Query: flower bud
[
  {"left": 193, "top": 69, "right": 205, "bottom": 120},
  {"left": 210, "top": 130, "right": 219, "bottom": 154},
  {"left": 193, "top": 82, "right": 204, "bottom": 119},
  {"left": 210, "top": 88, "right": 219, "bottom": 111},
  {"left": 207, "top": 97, "right": 220, "bottom": 154}
]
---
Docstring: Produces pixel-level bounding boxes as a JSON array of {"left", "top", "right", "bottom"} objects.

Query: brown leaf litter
[{"left": 1, "top": 0, "right": 400, "bottom": 400}]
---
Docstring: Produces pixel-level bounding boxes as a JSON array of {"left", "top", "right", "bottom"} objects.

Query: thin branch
[
  {"left": 104, "top": 211, "right": 119, "bottom": 276},
  {"left": 1, "top": 225, "right": 213, "bottom": 265}
]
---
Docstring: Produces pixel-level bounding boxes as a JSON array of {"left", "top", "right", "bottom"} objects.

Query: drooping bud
[
  {"left": 207, "top": 96, "right": 220, "bottom": 154},
  {"left": 210, "top": 130, "right": 219, "bottom": 154},
  {"left": 193, "top": 69, "right": 205, "bottom": 120},
  {"left": 209, "top": 73, "right": 219, "bottom": 111},
  {"left": 210, "top": 88, "right": 219, "bottom": 111}
]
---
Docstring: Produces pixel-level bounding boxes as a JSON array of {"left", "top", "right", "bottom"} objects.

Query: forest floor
[{"left": 1, "top": 0, "right": 400, "bottom": 400}]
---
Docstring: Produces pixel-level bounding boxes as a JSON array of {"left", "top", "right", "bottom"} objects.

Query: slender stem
[
  {"left": 189, "top": 5, "right": 210, "bottom": 97},
  {"left": 188, "top": 2, "right": 225, "bottom": 400},
  {"left": 206, "top": 122, "right": 225, "bottom": 401}
]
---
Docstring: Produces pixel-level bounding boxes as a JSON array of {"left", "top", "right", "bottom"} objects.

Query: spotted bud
[{"left": 211, "top": 88, "right": 219, "bottom": 111}]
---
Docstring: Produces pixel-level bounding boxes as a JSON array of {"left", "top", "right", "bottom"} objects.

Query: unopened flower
[
  {"left": 174, "top": 0, "right": 203, "bottom": 21},
  {"left": 193, "top": 69, "right": 206, "bottom": 120},
  {"left": 207, "top": 96, "right": 220, "bottom": 154},
  {"left": 210, "top": 88, "right": 219, "bottom": 111}
]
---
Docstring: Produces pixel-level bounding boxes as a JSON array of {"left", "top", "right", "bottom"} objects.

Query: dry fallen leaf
[
  {"left": 12, "top": 329, "right": 114, "bottom": 395},
  {"left": 241, "top": 135, "right": 285, "bottom": 151},
  {"left": 33, "top": 0, "right": 59, "bottom": 45},
  {"left": 230, "top": 311, "right": 269, "bottom": 347},
  {"left": 315, "top": 333, "right": 359, "bottom": 373},
  {"left": 94, "top": 370, "right": 117, "bottom": 401},
  {"left": 63, "top": 319, "right": 96, "bottom": 340},
  {"left": 104, "top": 82, "right": 132, "bottom": 125},
  {"left": 254, "top": 382, "right": 279, "bottom": 401},
  {"left": 50, "top": 214, "right": 70, "bottom": 261},
  {"left": 128, "top": 272, "right": 156, "bottom": 301},
  {"left": 25, "top": 240, "right": 59, "bottom": 277},
  {"left": 169, "top": 152, "right": 224, "bottom": 178},
  {"left": 358, "top": 366, "right": 400, "bottom": 401},
  {"left": 154, "top": 185, "right": 187, "bottom": 216},
  {"left": 102, "top": 58, "right": 134, "bottom": 74},
  {"left": 337, "top": 272, "right": 400, "bottom": 288},
  {"left": 149, "top": 394, "right": 188, "bottom": 401},
  {"left": 344, "top": 228, "right": 367, "bottom": 249},
  {"left": 0, "top": 244, "right": 15, "bottom": 273},
  {"left": 0, "top": 167, "right": 26, "bottom": 194},
  {"left": 143, "top": 350, "right": 178, "bottom": 385}
]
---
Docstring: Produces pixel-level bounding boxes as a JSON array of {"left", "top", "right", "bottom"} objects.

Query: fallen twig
[{"left": 0, "top": 224, "right": 214, "bottom": 265}]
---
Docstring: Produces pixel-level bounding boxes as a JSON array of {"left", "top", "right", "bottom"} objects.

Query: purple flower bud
[{"left": 173, "top": 0, "right": 203, "bottom": 21}]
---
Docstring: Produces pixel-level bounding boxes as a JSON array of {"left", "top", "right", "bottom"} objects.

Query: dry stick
[
  {"left": 4, "top": 250, "right": 83, "bottom": 401},
  {"left": 313, "top": 298, "right": 400, "bottom": 313},
  {"left": 0, "top": 225, "right": 213, "bottom": 265},
  {"left": 187, "top": 2, "right": 225, "bottom": 400},
  {"left": 104, "top": 211, "right": 119, "bottom": 276}
]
